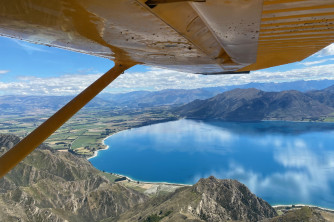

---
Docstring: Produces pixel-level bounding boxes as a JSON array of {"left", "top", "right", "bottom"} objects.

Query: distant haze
[{"left": 1, "top": 80, "right": 334, "bottom": 115}]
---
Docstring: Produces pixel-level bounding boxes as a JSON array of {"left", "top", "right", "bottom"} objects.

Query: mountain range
[
  {"left": 175, "top": 85, "right": 334, "bottom": 121},
  {"left": 98, "top": 79, "right": 334, "bottom": 107},
  {"left": 0, "top": 95, "right": 111, "bottom": 115},
  {"left": 1, "top": 79, "right": 334, "bottom": 115}
]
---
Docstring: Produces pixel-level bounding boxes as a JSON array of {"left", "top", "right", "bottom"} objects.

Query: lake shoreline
[
  {"left": 89, "top": 119, "right": 334, "bottom": 211},
  {"left": 273, "top": 204, "right": 334, "bottom": 213},
  {"left": 87, "top": 117, "right": 179, "bottom": 160},
  {"left": 87, "top": 135, "right": 112, "bottom": 160},
  {"left": 108, "top": 171, "right": 191, "bottom": 186},
  {"left": 111, "top": 171, "right": 334, "bottom": 211},
  {"left": 103, "top": 171, "right": 334, "bottom": 212}
]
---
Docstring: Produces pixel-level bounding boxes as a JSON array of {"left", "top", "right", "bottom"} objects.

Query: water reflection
[
  {"left": 206, "top": 120, "right": 334, "bottom": 135},
  {"left": 190, "top": 125, "right": 334, "bottom": 208},
  {"left": 90, "top": 119, "right": 334, "bottom": 208},
  {"left": 121, "top": 120, "right": 236, "bottom": 154}
]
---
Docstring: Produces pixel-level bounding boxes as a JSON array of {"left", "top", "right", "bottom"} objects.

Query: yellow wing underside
[{"left": 0, "top": 0, "right": 333, "bottom": 74}]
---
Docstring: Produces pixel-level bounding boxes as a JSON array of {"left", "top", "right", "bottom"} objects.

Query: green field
[{"left": 0, "top": 107, "right": 177, "bottom": 157}]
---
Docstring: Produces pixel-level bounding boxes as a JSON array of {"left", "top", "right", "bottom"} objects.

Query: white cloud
[
  {"left": 111, "top": 64, "right": 334, "bottom": 92},
  {"left": 1, "top": 61, "right": 334, "bottom": 96},
  {"left": 316, "top": 43, "right": 334, "bottom": 57},
  {"left": 0, "top": 70, "right": 9, "bottom": 74},
  {"left": 302, "top": 58, "right": 334, "bottom": 66},
  {"left": 0, "top": 74, "right": 100, "bottom": 95},
  {"left": 250, "top": 64, "right": 334, "bottom": 83}
]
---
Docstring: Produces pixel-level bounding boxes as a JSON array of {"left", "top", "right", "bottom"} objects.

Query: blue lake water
[{"left": 89, "top": 119, "right": 334, "bottom": 209}]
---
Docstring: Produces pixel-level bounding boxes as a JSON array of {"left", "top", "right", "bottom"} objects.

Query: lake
[{"left": 89, "top": 119, "right": 334, "bottom": 209}]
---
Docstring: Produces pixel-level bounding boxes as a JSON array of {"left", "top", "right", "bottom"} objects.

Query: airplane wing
[{"left": 1, "top": 0, "right": 333, "bottom": 74}]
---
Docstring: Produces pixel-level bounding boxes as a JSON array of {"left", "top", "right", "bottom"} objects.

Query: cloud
[
  {"left": 1, "top": 60, "right": 334, "bottom": 96},
  {"left": 315, "top": 43, "right": 334, "bottom": 57},
  {"left": 302, "top": 58, "right": 334, "bottom": 66},
  {"left": 0, "top": 70, "right": 9, "bottom": 75},
  {"left": 110, "top": 64, "right": 334, "bottom": 92},
  {"left": 0, "top": 74, "right": 100, "bottom": 95}
]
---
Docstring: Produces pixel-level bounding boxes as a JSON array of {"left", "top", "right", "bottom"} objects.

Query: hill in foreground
[
  {"left": 0, "top": 134, "right": 148, "bottom": 221},
  {"left": 112, "top": 176, "right": 277, "bottom": 222}
]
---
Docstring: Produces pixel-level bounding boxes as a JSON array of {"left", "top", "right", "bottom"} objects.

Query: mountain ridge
[
  {"left": 0, "top": 134, "right": 148, "bottom": 222},
  {"left": 112, "top": 176, "right": 277, "bottom": 222},
  {"left": 98, "top": 79, "right": 334, "bottom": 107},
  {"left": 1, "top": 80, "right": 334, "bottom": 113},
  {"left": 174, "top": 86, "right": 334, "bottom": 121}
]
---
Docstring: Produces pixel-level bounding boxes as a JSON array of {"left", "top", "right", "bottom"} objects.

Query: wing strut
[{"left": 0, "top": 62, "right": 134, "bottom": 178}]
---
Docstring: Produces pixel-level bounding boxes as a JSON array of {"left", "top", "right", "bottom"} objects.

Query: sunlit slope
[
  {"left": 0, "top": 134, "right": 147, "bottom": 222},
  {"left": 111, "top": 176, "right": 277, "bottom": 222}
]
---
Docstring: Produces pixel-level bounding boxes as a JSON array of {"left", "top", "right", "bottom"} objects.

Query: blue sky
[{"left": 1, "top": 36, "right": 334, "bottom": 95}]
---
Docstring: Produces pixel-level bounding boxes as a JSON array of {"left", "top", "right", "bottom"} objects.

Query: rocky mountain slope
[
  {"left": 261, "top": 206, "right": 327, "bottom": 222},
  {"left": 306, "top": 85, "right": 334, "bottom": 108},
  {"left": 112, "top": 176, "right": 277, "bottom": 222},
  {"left": 174, "top": 87, "right": 334, "bottom": 121},
  {"left": 0, "top": 134, "right": 147, "bottom": 222}
]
